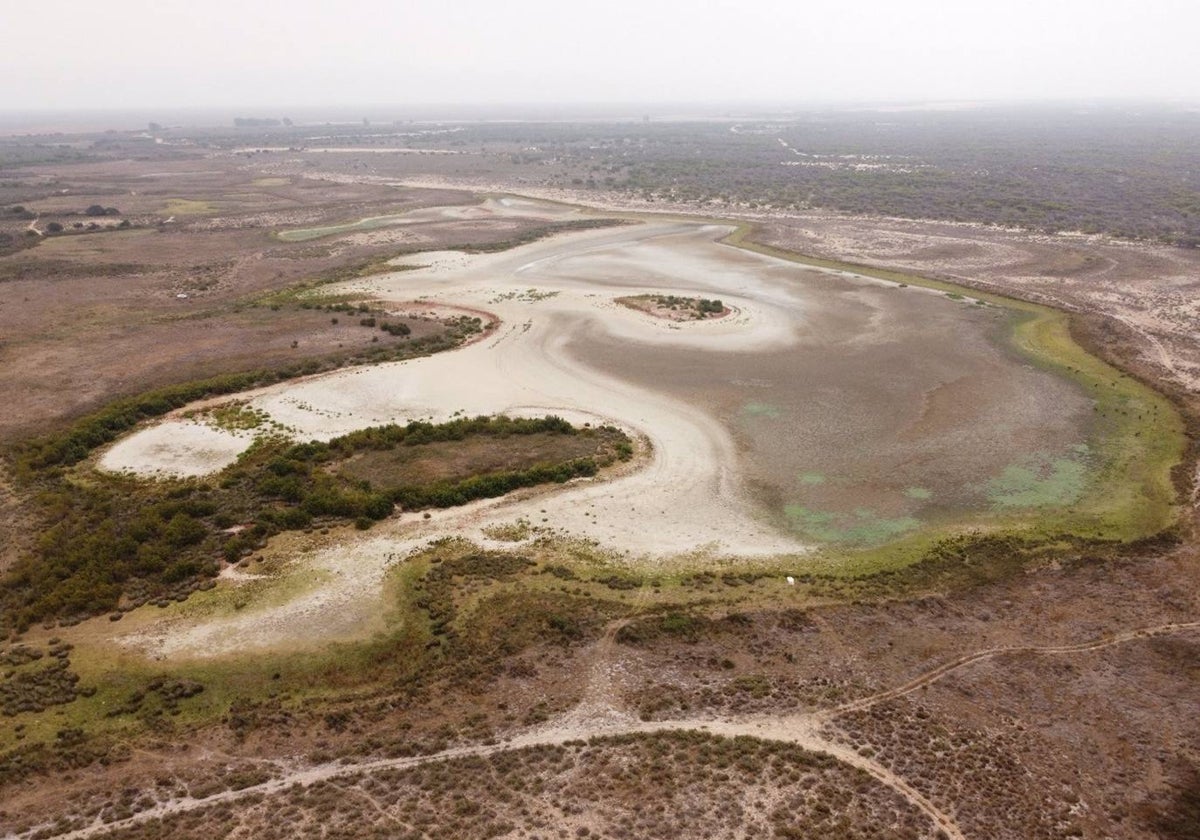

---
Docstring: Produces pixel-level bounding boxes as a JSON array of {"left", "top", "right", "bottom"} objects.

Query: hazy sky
[{"left": 7, "top": 0, "right": 1199, "bottom": 110}]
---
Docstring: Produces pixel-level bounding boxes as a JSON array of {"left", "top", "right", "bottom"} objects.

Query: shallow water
[
  {"left": 106, "top": 215, "right": 1096, "bottom": 551},
  {"left": 562, "top": 231, "right": 1093, "bottom": 544}
]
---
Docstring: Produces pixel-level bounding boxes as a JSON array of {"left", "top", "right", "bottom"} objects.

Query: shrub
[
  {"left": 3, "top": 410, "right": 628, "bottom": 630},
  {"left": 380, "top": 321, "right": 411, "bottom": 337}
]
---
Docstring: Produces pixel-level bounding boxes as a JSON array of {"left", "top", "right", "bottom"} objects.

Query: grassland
[{"left": 160, "top": 199, "right": 216, "bottom": 216}]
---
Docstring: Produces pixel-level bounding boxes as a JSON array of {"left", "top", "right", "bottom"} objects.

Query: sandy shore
[
  {"left": 100, "top": 420, "right": 252, "bottom": 479},
  {"left": 106, "top": 200, "right": 1091, "bottom": 657},
  {"left": 102, "top": 216, "right": 810, "bottom": 560},
  {"left": 111, "top": 212, "right": 822, "bottom": 656}
]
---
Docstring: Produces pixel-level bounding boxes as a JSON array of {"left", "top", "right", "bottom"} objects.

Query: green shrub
[{"left": 1, "top": 414, "right": 630, "bottom": 630}]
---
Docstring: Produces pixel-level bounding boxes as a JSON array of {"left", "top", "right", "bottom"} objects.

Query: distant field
[
  {"left": 5, "top": 105, "right": 1198, "bottom": 244},
  {"left": 482, "top": 107, "right": 1200, "bottom": 246},
  {"left": 276, "top": 212, "right": 428, "bottom": 242}
]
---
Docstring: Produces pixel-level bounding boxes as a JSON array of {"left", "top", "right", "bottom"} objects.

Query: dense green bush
[
  {"left": 390, "top": 458, "right": 598, "bottom": 510},
  {"left": 1, "top": 415, "right": 627, "bottom": 631}
]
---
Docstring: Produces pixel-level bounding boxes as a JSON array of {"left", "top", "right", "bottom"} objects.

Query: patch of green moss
[
  {"left": 987, "top": 456, "right": 1087, "bottom": 509},
  {"left": 743, "top": 402, "right": 782, "bottom": 419},
  {"left": 784, "top": 505, "right": 921, "bottom": 545}
]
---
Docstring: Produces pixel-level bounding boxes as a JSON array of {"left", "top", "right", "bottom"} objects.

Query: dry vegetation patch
[
  {"left": 84, "top": 733, "right": 940, "bottom": 840},
  {"left": 826, "top": 700, "right": 1077, "bottom": 839},
  {"left": 0, "top": 415, "right": 630, "bottom": 632},
  {"left": 615, "top": 293, "right": 730, "bottom": 321},
  {"left": 337, "top": 425, "right": 630, "bottom": 488}
]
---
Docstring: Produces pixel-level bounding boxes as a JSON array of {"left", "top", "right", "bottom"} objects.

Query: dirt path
[
  {"left": 827, "top": 619, "right": 1200, "bottom": 717},
  {"left": 33, "top": 619, "right": 1200, "bottom": 840},
  {"left": 710, "top": 715, "right": 966, "bottom": 839},
  {"left": 552, "top": 587, "right": 652, "bottom": 731},
  {"left": 1112, "top": 312, "right": 1183, "bottom": 385},
  {"left": 37, "top": 693, "right": 965, "bottom": 840}
]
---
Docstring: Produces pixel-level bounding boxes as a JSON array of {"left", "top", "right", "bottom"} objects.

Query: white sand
[
  {"left": 276, "top": 195, "right": 581, "bottom": 241},
  {"left": 104, "top": 218, "right": 808, "bottom": 557},
  {"left": 99, "top": 421, "right": 250, "bottom": 478},
  {"left": 112, "top": 211, "right": 843, "bottom": 657}
]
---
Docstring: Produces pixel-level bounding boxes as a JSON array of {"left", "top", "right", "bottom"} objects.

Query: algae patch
[
  {"left": 986, "top": 454, "right": 1088, "bottom": 509},
  {"left": 784, "top": 505, "right": 921, "bottom": 545},
  {"left": 743, "top": 402, "right": 782, "bottom": 419}
]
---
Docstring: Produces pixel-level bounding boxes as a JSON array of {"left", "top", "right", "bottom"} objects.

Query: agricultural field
[{"left": 0, "top": 114, "right": 1197, "bottom": 840}]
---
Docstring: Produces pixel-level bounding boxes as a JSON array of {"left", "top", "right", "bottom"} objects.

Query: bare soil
[
  {"left": 2, "top": 142, "right": 1198, "bottom": 840},
  {"left": 0, "top": 158, "right": 570, "bottom": 440}
]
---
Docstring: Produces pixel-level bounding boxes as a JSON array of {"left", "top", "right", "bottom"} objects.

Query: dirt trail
[
  {"left": 826, "top": 619, "right": 1200, "bottom": 717},
  {"left": 1112, "top": 312, "right": 1182, "bottom": 384},
  {"left": 36, "top": 661, "right": 962, "bottom": 840},
  {"left": 552, "top": 587, "right": 653, "bottom": 732},
  {"left": 708, "top": 715, "right": 966, "bottom": 839},
  {"left": 37, "top": 716, "right": 964, "bottom": 840},
  {"left": 35, "top": 619, "right": 1199, "bottom": 840}
]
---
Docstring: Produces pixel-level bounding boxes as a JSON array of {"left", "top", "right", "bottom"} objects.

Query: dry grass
[
  {"left": 86, "top": 733, "right": 940, "bottom": 840},
  {"left": 337, "top": 427, "right": 629, "bottom": 487}
]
